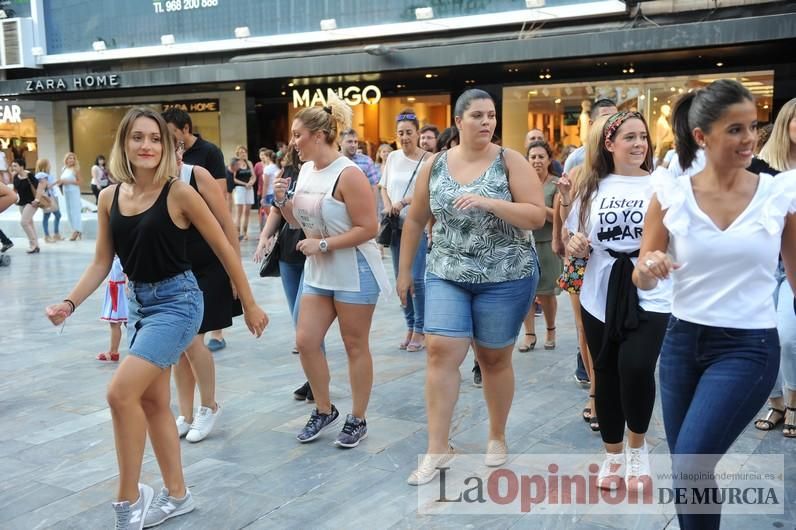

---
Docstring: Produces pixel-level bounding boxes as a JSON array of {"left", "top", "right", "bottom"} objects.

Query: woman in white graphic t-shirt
[{"left": 566, "top": 111, "right": 672, "bottom": 492}]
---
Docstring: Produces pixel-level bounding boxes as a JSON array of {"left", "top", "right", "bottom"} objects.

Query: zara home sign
[
  {"left": 26, "top": 74, "right": 121, "bottom": 93},
  {"left": 292, "top": 85, "right": 382, "bottom": 107}
]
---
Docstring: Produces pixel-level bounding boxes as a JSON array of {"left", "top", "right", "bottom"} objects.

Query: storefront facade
[
  {"left": 501, "top": 69, "right": 775, "bottom": 160},
  {"left": 0, "top": 1, "right": 793, "bottom": 181}
]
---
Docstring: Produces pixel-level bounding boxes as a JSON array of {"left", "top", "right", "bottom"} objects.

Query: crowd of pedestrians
[{"left": 0, "top": 78, "right": 783, "bottom": 530}]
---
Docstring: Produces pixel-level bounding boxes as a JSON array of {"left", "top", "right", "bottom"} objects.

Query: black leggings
[
  {"left": 0, "top": 229, "right": 11, "bottom": 246},
  {"left": 581, "top": 308, "right": 669, "bottom": 444}
]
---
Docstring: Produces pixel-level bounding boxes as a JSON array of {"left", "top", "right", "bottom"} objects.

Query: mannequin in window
[
  {"left": 579, "top": 100, "right": 592, "bottom": 145},
  {"left": 654, "top": 104, "right": 674, "bottom": 162}
]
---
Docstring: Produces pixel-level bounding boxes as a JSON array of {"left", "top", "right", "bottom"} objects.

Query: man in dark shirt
[
  {"left": 163, "top": 108, "right": 227, "bottom": 198},
  {"left": 162, "top": 108, "right": 232, "bottom": 352}
]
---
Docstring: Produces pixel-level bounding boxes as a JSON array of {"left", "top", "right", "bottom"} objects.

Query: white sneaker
[
  {"left": 175, "top": 416, "right": 191, "bottom": 438},
  {"left": 484, "top": 439, "right": 508, "bottom": 467},
  {"left": 626, "top": 442, "right": 652, "bottom": 493},
  {"left": 597, "top": 451, "right": 625, "bottom": 491},
  {"left": 186, "top": 404, "right": 221, "bottom": 443},
  {"left": 407, "top": 446, "right": 455, "bottom": 486}
]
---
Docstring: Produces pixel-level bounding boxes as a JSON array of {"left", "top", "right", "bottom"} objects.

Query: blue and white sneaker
[
  {"left": 334, "top": 414, "right": 368, "bottom": 448},
  {"left": 143, "top": 487, "right": 195, "bottom": 528},
  {"left": 297, "top": 405, "right": 339, "bottom": 443}
]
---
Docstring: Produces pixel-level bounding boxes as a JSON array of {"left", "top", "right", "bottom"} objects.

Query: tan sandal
[
  {"left": 518, "top": 333, "right": 536, "bottom": 352},
  {"left": 544, "top": 327, "right": 556, "bottom": 350},
  {"left": 754, "top": 407, "right": 785, "bottom": 431}
]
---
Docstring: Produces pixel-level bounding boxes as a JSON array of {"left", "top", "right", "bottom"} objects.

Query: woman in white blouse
[{"left": 634, "top": 79, "right": 796, "bottom": 530}]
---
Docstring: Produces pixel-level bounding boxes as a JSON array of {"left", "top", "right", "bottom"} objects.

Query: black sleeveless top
[
  {"left": 110, "top": 181, "right": 191, "bottom": 283},
  {"left": 236, "top": 166, "right": 253, "bottom": 186}
]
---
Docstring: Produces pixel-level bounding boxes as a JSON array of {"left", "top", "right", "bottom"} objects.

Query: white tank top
[{"left": 292, "top": 156, "right": 390, "bottom": 294}]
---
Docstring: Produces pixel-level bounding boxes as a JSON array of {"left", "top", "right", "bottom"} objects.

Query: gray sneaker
[
  {"left": 296, "top": 405, "right": 339, "bottom": 443},
  {"left": 334, "top": 414, "right": 368, "bottom": 448},
  {"left": 113, "top": 483, "right": 154, "bottom": 530},
  {"left": 143, "top": 487, "right": 195, "bottom": 528}
]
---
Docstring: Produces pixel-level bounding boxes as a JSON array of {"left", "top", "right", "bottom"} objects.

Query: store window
[
  {"left": 0, "top": 103, "right": 38, "bottom": 180},
  {"left": 70, "top": 102, "right": 220, "bottom": 189},
  {"left": 288, "top": 89, "right": 450, "bottom": 157},
  {"left": 502, "top": 70, "right": 774, "bottom": 163}
]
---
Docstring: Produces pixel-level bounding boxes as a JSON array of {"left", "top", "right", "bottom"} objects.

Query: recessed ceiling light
[
  {"left": 716, "top": 62, "right": 724, "bottom": 67},
  {"left": 288, "top": 82, "right": 294, "bottom": 87},
  {"left": 235, "top": 85, "right": 241, "bottom": 91},
  {"left": 425, "top": 73, "right": 433, "bottom": 78},
  {"left": 281, "top": 91, "right": 286, "bottom": 96},
  {"left": 407, "top": 96, "right": 417, "bottom": 102}
]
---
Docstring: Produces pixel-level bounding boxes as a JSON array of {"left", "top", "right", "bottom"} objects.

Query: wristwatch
[{"left": 319, "top": 239, "right": 329, "bottom": 253}]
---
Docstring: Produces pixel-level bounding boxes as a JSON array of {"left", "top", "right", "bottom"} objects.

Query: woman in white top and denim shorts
[{"left": 273, "top": 93, "right": 390, "bottom": 450}]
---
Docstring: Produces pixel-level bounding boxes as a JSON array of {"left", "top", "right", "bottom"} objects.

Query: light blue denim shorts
[
  {"left": 424, "top": 271, "right": 538, "bottom": 349},
  {"left": 127, "top": 271, "right": 204, "bottom": 368},
  {"left": 302, "top": 251, "right": 379, "bottom": 305}
]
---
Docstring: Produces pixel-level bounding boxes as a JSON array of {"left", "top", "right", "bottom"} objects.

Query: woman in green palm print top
[{"left": 397, "top": 89, "right": 548, "bottom": 486}]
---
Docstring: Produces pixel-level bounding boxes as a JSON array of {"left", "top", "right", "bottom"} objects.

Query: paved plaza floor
[{"left": 0, "top": 236, "right": 793, "bottom": 529}]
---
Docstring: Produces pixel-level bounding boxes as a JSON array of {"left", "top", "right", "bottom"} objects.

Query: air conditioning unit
[{"left": 0, "top": 18, "right": 37, "bottom": 69}]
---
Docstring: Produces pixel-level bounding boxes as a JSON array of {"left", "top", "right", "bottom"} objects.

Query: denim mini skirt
[{"left": 127, "top": 271, "right": 203, "bottom": 368}]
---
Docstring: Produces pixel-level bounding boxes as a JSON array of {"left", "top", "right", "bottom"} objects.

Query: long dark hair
[{"left": 673, "top": 79, "right": 754, "bottom": 171}]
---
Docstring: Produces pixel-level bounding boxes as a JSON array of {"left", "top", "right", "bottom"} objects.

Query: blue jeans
[
  {"left": 390, "top": 234, "right": 427, "bottom": 333},
  {"left": 279, "top": 260, "right": 325, "bottom": 354},
  {"left": 42, "top": 210, "right": 61, "bottom": 236},
  {"left": 771, "top": 270, "right": 796, "bottom": 398},
  {"left": 279, "top": 260, "right": 305, "bottom": 327},
  {"left": 659, "top": 317, "right": 779, "bottom": 530}
]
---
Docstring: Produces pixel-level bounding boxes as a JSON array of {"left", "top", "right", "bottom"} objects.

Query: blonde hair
[
  {"left": 109, "top": 107, "right": 177, "bottom": 185},
  {"left": 759, "top": 97, "right": 796, "bottom": 171},
  {"left": 235, "top": 145, "right": 248, "bottom": 158},
  {"left": 35, "top": 159, "right": 51, "bottom": 173},
  {"left": 63, "top": 152, "right": 79, "bottom": 171},
  {"left": 294, "top": 92, "right": 352, "bottom": 145}
]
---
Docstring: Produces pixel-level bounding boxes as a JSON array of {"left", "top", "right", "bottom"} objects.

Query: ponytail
[{"left": 672, "top": 92, "right": 699, "bottom": 172}]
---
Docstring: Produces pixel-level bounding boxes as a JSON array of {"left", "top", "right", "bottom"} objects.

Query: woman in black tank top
[{"left": 45, "top": 108, "right": 268, "bottom": 530}]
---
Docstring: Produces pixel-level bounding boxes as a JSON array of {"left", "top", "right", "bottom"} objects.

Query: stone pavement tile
[
  {"left": 0, "top": 456, "right": 45, "bottom": 483},
  {"left": 14, "top": 422, "right": 114, "bottom": 468},
  {"left": 0, "top": 438, "right": 35, "bottom": 458},
  {"left": 37, "top": 449, "right": 155, "bottom": 493},
  {"left": 578, "top": 513, "right": 674, "bottom": 529},
  {"left": 14, "top": 408, "right": 110, "bottom": 445},
  {"left": 0, "top": 476, "right": 73, "bottom": 524},
  {"left": 2, "top": 475, "right": 119, "bottom": 529},
  {"left": 205, "top": 428, "right": 314, "bottom": 475},
  {"left": 356, "top": 414, "right": 426, "bottom": 455},
  {"left": 392, "top": 513, "right": 527, "bottom": 529}
]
